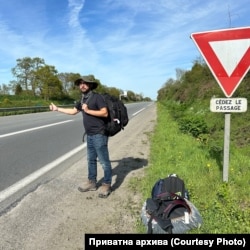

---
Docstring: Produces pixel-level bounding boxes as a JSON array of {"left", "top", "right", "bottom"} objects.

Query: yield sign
[{"left": 191, "top": 27, "right": 250, "bottom": 97}]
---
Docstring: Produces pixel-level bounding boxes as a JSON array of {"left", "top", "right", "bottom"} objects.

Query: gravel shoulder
[{"left": 0, "top": 103, "right": 156, "bottom": 250}]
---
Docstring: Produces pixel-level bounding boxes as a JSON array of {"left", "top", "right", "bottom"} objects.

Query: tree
[
  {"left": 0, "top": 84, "right": 10, "bottom": 95},
  {"left": 34, "top": 65, "right": 63, "bottom": 100},
  {"left": 127, "top": 90, "right": 136, "bottom": 102},
  {"left": 15, "top": 84, "right": 23, "bottom": 95},
  {"left": 11, "top": 57, "right": 45, "bottom": 95},
  {"left": 175, "top": 68, "right": 186, "bottom": 82},
  {"left": 58, "top": 72, "right": 81, "bottom": 95}
]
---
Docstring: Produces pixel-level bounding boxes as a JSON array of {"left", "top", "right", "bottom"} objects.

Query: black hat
[{"left": 74, "top": 76, "right": 98, "bottom": 90}]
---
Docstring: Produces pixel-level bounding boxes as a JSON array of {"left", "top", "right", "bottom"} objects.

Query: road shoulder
[{"left": 0, "top": 103, "right": 156, "bottom": 250}]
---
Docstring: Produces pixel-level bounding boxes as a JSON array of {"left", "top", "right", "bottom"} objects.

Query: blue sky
[{"left": 0, "top": 0, "right": 249, "bottom": 100}]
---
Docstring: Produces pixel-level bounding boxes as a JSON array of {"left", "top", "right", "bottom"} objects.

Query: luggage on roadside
[{"left": 141, "top": 174, "right": 202, "bottom": 234}]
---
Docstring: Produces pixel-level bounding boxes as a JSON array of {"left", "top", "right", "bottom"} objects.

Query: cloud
[{"left": 0, "top": 0, "right": 249, "bottom": 99}]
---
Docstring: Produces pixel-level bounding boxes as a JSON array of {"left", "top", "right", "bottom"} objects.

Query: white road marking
[
  {"left": 0, "top": 105, "right": 150, "bottom": 202},
  {"left": 132, "top": 108, "right": 145, "bottom": 116},
  {"left": 0, "top": 143, "right": 86, "bottom": 202},
  {"left": 0, "top": 120, "right": 73, "bottom": 138}
]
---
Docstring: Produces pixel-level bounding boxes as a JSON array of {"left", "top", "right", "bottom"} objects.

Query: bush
[{"left": 178, "top": 116, "right": 208, "bottom": 138}]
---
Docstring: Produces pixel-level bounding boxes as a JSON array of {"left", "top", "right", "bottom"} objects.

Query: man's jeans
[{"left": 87, "top": 134, "right": 112, "bottom": 184}]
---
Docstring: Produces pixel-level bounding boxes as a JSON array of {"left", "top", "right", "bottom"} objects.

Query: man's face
[{"left": 79, "top": 81, "right": 90, "bottom": 93}]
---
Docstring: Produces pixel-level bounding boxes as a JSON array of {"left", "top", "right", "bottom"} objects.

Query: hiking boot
[
  {"left": 98, "top": 183, "right": 112, "bottom": 198},
  {"left": 78, "top": 180, "right": 97, "bottom": 192}
]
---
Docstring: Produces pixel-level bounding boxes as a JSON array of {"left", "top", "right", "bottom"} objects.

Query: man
[{"left": 49, "top": 76, "right": 112, "bottom": 198}]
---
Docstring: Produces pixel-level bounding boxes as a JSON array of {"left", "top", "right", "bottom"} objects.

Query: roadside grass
[{"left": 132, "top": 102, "right": 250, "bottom": 234}]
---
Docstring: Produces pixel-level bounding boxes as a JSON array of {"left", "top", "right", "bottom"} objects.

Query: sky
[{"left": 0, "top": 0, "right": 249, "bottom": 100}]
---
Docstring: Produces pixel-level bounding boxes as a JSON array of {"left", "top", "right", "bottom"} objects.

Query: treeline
[
  {"left": 157, "top": 58, "right": 250, "bottom": 151},
  {"left": 0, "top": 57, "right": 151, "bottom": 102},
  {"left": 158, "top": 58, "right": 250, "bottom": 103}
]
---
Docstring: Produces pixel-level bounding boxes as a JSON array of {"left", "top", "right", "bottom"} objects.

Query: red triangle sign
[{"left": 191, "top": 27, "right": 250, "bottom": 97}]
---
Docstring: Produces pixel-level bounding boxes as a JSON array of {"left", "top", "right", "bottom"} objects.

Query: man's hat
[{"left": 74, "top": 75, "right": 98, "bottom": 90}]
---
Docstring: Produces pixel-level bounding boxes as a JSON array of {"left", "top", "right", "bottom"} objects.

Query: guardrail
[{"left": 0, "top": 105, "right": 73, "bottom": 116}]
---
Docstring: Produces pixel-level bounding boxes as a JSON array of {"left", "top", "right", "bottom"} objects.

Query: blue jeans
[{"left": 86, "top": 134, "right": 112, "bottom": 184}]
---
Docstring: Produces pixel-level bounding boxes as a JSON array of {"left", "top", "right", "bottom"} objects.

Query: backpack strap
[
  {"left": 156, "top": 191, "right": 177, "bottom": 200},
  {"left": 163, "top": 199, "right": 191, "bottom": 218},
  {"left": 81, "top": 91, "right": 94, "bottom": 105},
  {"left": 146, "top": 197, "right": 174, "bottom": 234},
  {"left": 81, "top": 92, "right": 94, "bottom": 142},
  {"left": 147, "top": 196, "right": 191, "bottom": 234},
  {"left": 147, "top": 216, "right": 153, "bottom": 234},
  {"left": 147, "top": 213, "right": 173, "bottom": 234}
]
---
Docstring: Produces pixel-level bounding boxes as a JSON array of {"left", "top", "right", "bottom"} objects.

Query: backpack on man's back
[
  {"left": 81, "top": 92, "right": 129, "bottom": 141},
  {"left": 101, "top": 93, "right": 129, "bottom": 137}
]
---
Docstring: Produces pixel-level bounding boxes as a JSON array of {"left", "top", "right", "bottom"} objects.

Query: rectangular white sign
[{"left": 210, "top": 98, "right": 247, "bottom": 112}]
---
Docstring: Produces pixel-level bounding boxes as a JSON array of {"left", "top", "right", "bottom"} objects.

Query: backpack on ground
[
  {"left": 151, "top": 173, "right": 189, "bottom": 200},
  {"left": 141, "top": 174, "right": 202, "bottom": 234}
]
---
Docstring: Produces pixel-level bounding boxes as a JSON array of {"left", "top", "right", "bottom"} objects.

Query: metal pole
[{"left": 223, "top": 113, "right": 231, "bottom": 182}]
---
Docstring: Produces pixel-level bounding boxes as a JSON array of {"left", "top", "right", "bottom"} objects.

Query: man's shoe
[
  {"left": 78, "top": 180, "right": 97, "bottom": 192},
  {"left": 98, "top": 183, "right": 112, "bottom": 198}
]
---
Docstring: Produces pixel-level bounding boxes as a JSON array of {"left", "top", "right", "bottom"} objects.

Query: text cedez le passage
[
  {"left": 88, "top": 237, "right": 246, "bottom": 247},
  {"left": 213, "top": 98, "right": 246, "bottom": 111}
]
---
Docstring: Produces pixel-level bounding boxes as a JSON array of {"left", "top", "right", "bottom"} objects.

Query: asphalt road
[
  {"left": 0, "top": 101, "right": 157, "bottom": 250},
  {"left": 0, "top": 102, "right": 153, "bottom": 213}
]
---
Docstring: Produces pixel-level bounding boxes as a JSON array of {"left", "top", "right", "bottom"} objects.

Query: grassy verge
[{"left": 132, "top": 102, "right": 250, "bottom": 233}]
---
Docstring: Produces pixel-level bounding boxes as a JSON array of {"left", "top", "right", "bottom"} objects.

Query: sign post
[
  {"left": 209, "top": 97, "right": 247, "bottom": 181},
  {"left": 223, "top": 113, "right": 230, "bottom": 182},
  {"left": 191, "top": 26, "right": 250, "bottom": 182}
]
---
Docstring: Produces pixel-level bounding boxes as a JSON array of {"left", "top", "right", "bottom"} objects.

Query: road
[
  {"left": 0, "top": 102, "right": 153, "bottom": 213},
  {"left": 0, "top": 101, "right": 156, "bottom": 250}
]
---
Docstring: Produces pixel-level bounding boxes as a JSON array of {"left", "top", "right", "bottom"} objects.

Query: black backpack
[
  {"left": 83, "top": 92, "right": 129, "bottom": 138},
  {"left": 101, "top": 93, "right": 129, "bottom": 136},
  {"left": 146, "top": 174, "right": 191, "bottom": 234},
  {"left": 151, "top": 173, "right": 189, "bottom": 199}
]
